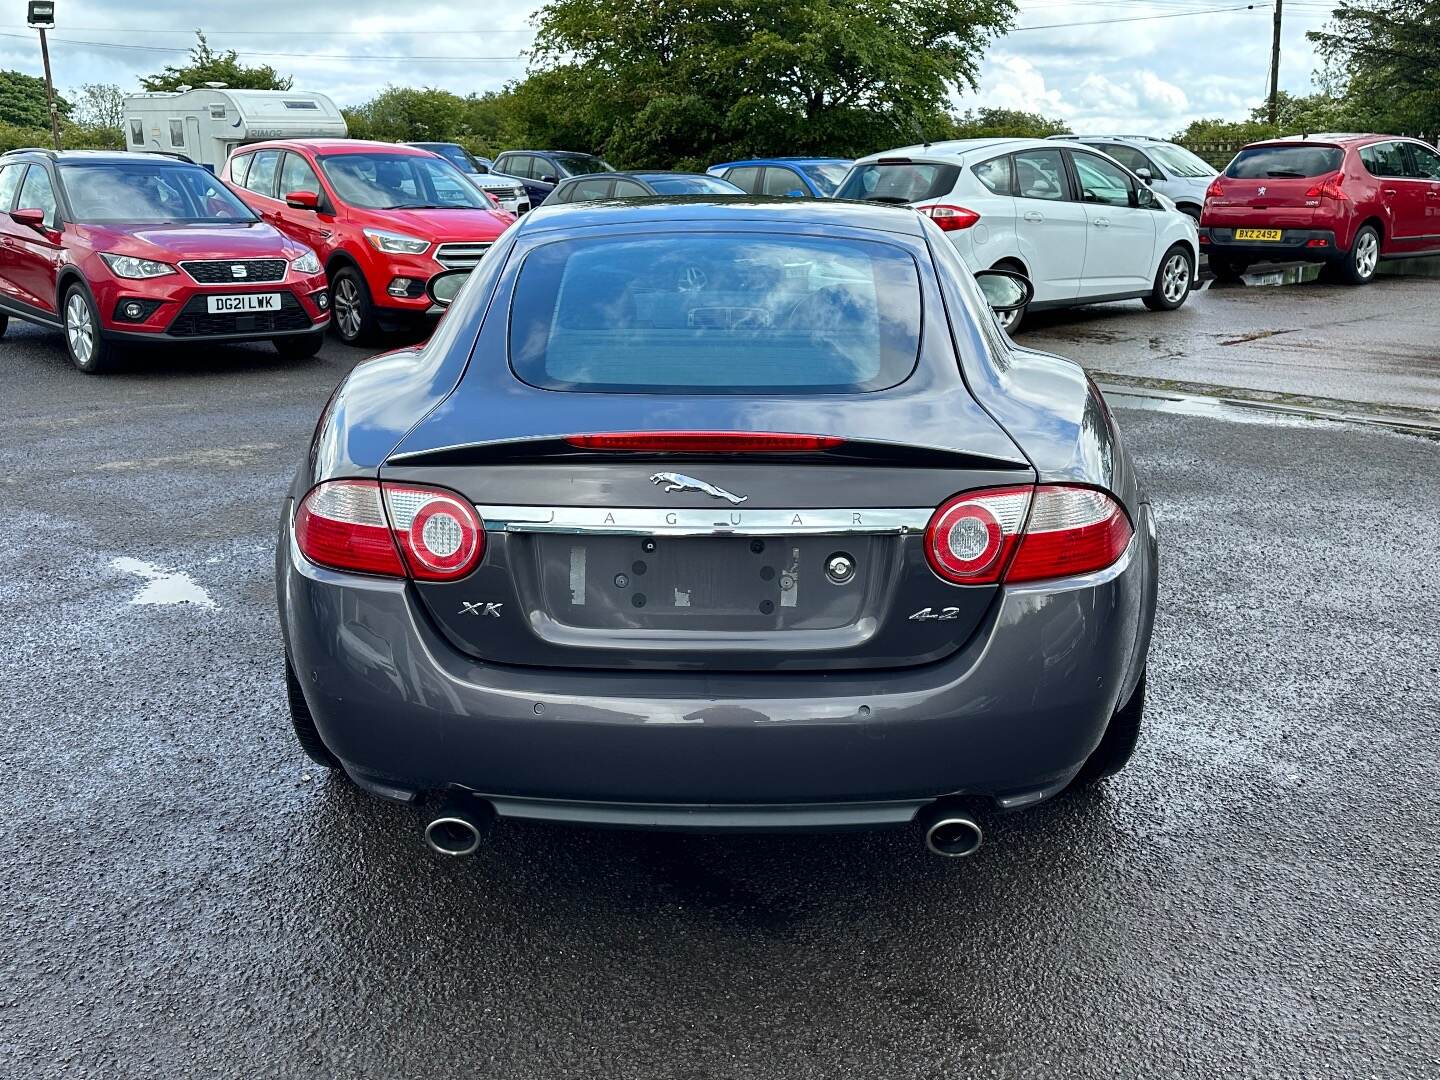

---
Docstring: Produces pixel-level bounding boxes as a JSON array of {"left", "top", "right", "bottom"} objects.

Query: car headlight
[
  {"left": 363, "top": 229, "right": 430, "bottom": 255},
  {"left": 291, "top": 249, "right": 322, "bottom": 275},
  {"left": 100, "top": 253, "right": 176, "bottom": 279}
]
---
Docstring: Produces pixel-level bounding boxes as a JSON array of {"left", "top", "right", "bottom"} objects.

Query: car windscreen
[
  {"left": 799, "top": 162, "right": 850, "bottom": 196},
  {"left": 509, "top": 234, "right": 922, "bottom": 395},
  {"left": 60, "top": 163, "right": 257, "bottom": 224},
  {"left": 554, "top": 154, "right": 612, "bottom": 176},
  {"left": 1147, "top": 143, "right": 1215, "bottom": 178},
  {"left": 317, "top": 153, "right": 489, "bottom": 209},
  {"left": 644, "top": 176, "right": 744, "bottom": 195},
  {"left": 1226, "top": 145, "right": 1343, "bottom": 179},
  {"left": 834, "top": 162, "right": 961, "bottom": 204}
]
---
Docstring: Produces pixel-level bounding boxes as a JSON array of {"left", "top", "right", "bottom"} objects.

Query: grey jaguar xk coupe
[{"left": 277, "top": 197, "right": 1158, "bottom": 858}]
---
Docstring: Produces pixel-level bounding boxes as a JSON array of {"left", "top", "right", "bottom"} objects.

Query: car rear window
[
  {"left": 509, "top": 234, "right": 922, "bottom": 394},
  {"left": 835, "top": 162, "right": 961, "bottom": 204},
  {"left": 1226, "top": 145, "right": 1343, "bottom": 179}
]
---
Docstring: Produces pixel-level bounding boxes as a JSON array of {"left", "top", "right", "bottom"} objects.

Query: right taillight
[
  {"left": 294, "top": 479, "right": 485, "bottom": 581},
  {"left": 924, "top": 484, "right": 1132, "bottom": 586},
  {"left": 1304, "top": 173, "right": 1348, "bottom": 201}
]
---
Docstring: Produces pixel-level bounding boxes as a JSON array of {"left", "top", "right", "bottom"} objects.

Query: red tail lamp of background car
[
  {"left": 294, "top": 479, "right": 484, "bottom": 581},
  {"left": 299, "top": 475, "right": 1131, "bottom": 589},
  {"left": 917, "top": 204, "right": 981, "bottom": 231},
  {"left": 924, "top": 485, "right": 1132, "bottom": 585}
]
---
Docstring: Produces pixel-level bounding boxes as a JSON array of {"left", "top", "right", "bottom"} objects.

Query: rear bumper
[
  {"left": 1201, "top": 227, "right": 1340, "bottom": 263},
  {"left": 278, "top": 503, "right": 1157, "bottom": 826}
]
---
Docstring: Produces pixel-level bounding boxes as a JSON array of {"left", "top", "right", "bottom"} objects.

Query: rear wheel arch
[
  {"left": 989, "top": 255, "right": 1029, "bottom": 278},
  {"left": 1175, "top": 202, "right": 1202, "bottom": 220},
  {"left": 1358, "top": 215, "right": 1385, "bottom": 250}
]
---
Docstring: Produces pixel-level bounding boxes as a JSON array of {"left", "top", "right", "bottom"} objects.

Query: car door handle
[
  {"left": 1428, "top": 192, "right": 1440, "bottom": 199},
  {"left": 1093, "top": 218, "right": 1111, "bottom": 228},
  {"left": 1383, "top": 188, "right": 1398, "bottom": 196},
  {"left": 1023, "top": 211, "right": 1044, "bottom": 223}
]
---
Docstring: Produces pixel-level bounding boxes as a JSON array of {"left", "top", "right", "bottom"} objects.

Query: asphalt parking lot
[{"left": 2, "top": 274, "right": 1438, "bottom": 1078}]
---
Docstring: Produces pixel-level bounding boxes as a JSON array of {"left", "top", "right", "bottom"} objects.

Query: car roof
[
  {"left": 242, "top": 139, "right": 431, "bottom": 156},
  {"left": 622, "top": 171, "right": 718, "bottom": 180},
  {"left": 1242, "top": 133, "right": 1394, "bottom": 149},
  {"left": 852, "top": 137, "right": 1085, "bottom": 165},
  {"left": 712, "top": 157, "right": 850, "bottom": 167},
  {"left": 504, "top": 149, "right": 604, "bottom": 158},
  {"left": 519, "top": 195, "right": 925, "bottom": 236},
  {"left": 1048, "top": 134, "right": 1178, "bottom": 144},
  {"left": 3, "top": 149, "right": 192, "bottom": 166}
]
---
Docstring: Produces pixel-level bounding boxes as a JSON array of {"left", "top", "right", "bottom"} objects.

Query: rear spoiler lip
[{"left": 384, "top": 433, "right": 1031, "bottom": 471}]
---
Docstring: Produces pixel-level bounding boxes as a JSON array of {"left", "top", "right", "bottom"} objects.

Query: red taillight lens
[
  {"left": 566, "top": 432, "right": 845, "bottom": 453},
  {"left": 383, "top": 484, "right": 485, "bottom": 581},
  {"left": 924, "top": 485, "right": 1132, "bottom": 586},
  {"left": 1205, "top": 177, "right": 1224, "bottom": 200},
  {"left": 1006, "top": 486, "right": 1132, "bottom": 584},
  {"left": 294, "top": 480, "right": 406, "bottom": 578},
  {"left": 294, "top": 480, "right": 484, "bottom": 581},
  {"left": 917, "top": 204, "right": 981, "bottom": 231},
  {"left": 924, "top": 487, "right": 1032, "bottom": 584},
  {"left": 1305, "top": 174, "right": 1348, "bottom": 200}
]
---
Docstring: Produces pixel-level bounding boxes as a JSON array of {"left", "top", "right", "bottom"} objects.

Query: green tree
[
  {"left": 950, "top": 107, "right": 1068, "bottom": 139},
  {"left": 342, "top": 86, "right": 468, "bottom": 143},
  {"left": 522, "top": 0, "right": 1017, "bottom": 168},
  {"left": 0, "top": 69, "right": 70, "bottom": 129},
  {"left": 140, "top": 32, "right": 292, "bottom": 92},
  {"left": 72, "top": 83, "right": 125, "bottom": 129},
  {"left": 1309, "top": 1, "right": 1440, "bottom": 136}
]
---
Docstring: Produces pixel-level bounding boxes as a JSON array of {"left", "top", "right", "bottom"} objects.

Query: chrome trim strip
[{"left": 475, "top": 504, "right": 931, "bottom": 536}]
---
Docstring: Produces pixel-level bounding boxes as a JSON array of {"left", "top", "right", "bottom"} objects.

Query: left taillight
[
  {"left": 918, "top": 204, "right": 981, "bottom": 231},
  {"left": 293, "top": 479, "right": 484, "bottom": 581}
]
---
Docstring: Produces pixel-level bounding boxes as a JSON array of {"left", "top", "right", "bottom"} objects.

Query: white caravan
[{"left": 121, "top": 88, "right": 347, "bottom": 172}]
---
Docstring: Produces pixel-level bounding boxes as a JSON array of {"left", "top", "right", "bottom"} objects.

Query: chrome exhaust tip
[
  {"left": 924, "top": 815, "right": 984, "bottom": 858},
  {"left": 424, "top": 815, "right": 483, "bottom": 857}
]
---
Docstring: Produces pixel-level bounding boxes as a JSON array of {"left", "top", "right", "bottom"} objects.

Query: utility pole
[
  {"left": 1267, "top": 0, "right": 1283, "bottom": 127},
  {"left": 28, "top": 3, "right": 62, "bottom": 151}
]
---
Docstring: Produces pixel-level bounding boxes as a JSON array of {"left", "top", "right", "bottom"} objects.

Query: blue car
[
  {"left": 706, "top": 157, "right": 853, "bottom": 198},
  {"left": 278, "top": 198, "right": 1157, "bottom": 859}
]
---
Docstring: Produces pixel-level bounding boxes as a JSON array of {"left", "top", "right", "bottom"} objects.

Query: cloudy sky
[{"left": 0, "top": 0, "right": 1338, "bottom": 136}]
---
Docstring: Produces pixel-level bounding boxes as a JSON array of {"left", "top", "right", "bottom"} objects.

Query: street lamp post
[{"left": 28, "top": 2, "right": 62, "bottom": 152}]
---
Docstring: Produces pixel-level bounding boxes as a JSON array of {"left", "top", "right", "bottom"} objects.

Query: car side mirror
[
  {"left": 1135, "top": 168, "right": 1154, "bottom": 185},
  {"left": 285, "top": 190, "right": 320, "bottom": 211},
  {"left": 11, "top": 207, "right": 48, "bottom": 231},
  {"left": 539, "top": 174, "right": 558, "bottom": 185},
  {"left": 973, "top": 269, "right": 1033, "bottom": 315},
  {"left": 427, "top": 268, "right": 470, "bottom": 308}
]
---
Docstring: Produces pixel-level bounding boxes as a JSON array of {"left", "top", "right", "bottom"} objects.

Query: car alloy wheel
[
  {"left": 65, "top": 292, "right": 96, "bottom": 366},
  {"left": 1353, "top": 228, "right": 1379, "bottom": 280},
  {"left": 1161, "top": 252, "right": 1190, "bottom": 303},
  {"left": 332, "top": 276, "right": 362, "bottom": 341}
]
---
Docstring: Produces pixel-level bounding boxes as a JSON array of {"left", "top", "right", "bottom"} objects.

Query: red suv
[
  {"left": 1201, "top": 134, "right": 1440, "bottom": 283},
  {"left": 224, "top": 140, "right": 513, "bottom": 345},
  {"left": 0, "top": 148, "right": 329, "bottom": 373}
]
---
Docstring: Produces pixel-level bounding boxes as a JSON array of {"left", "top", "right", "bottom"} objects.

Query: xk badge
[{"left": 459, "top": 601, "right": 504, "bottom": 618}]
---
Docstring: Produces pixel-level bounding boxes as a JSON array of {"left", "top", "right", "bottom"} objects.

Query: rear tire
[
  {"left": 1332, "top": 224, "right": 1380, "bottom": 285},
  {"left": 0, "top": 313, "right": 9, "bottom": 338},
  {"left": 61, "top": 285, "right": 118, "bottom": 374},
  {"left": 285, "top": 659, "right": 341, "bottom": 770},
  {"left": 1142, "top": 245, "right": 1193, "bottom": 311},
  {"left": 1208, "top": 256, "right": 1249, "bottom": 281},
  {"left": 273, "top": 331, "right": 325, "bottom": 360},
  {"left": 329, "top": 266, "right": 380, "bottom": 346},
  {"left": 1073, "top": 669, "right": 1146, "bottom": 785}
]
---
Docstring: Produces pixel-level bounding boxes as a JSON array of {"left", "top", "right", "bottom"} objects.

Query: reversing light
[
  {"left": 924, "top": 488, "right": 1032, "bottom": 584},
  {"left": 382, "top": 485, "right": 485, "bottom": 580},
  {"left": 566, "top": 432, "right": 846, "bottom": 452}
]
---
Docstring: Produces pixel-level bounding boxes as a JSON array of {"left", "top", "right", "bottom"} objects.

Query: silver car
[{"left": 1049, "top": 134, "right": 1218, "bottom": 220}]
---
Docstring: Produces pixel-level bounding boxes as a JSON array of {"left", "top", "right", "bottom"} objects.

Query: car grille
[
  {"left": 180, "top": 259, "right": 289, "bottom": 284},
  {"left": 435, "top": 243, "right": 493, "bottom": 270},
  {"left": 166, "top": 292, "right": 312, "bottom": 338}
]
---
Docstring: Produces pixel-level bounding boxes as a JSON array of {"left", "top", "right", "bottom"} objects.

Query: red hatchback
[
  {"left": 224, "top": 140, "right": 513, "bottom": 345},
  {"left": 1201, "top": 134, "right": 1440, "bottom": 283},
  {"left": 0, "top": 148, "right": 330, "bottom": 373}
]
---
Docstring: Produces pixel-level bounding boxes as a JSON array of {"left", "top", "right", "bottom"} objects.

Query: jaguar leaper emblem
[{"left": 649, "top": 472, "right": 748, "bottom": 505}]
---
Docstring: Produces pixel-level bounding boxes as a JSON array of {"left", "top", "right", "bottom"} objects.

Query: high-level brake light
[{"left": 566, "top": 432, "right": 845, "bottom": 453}]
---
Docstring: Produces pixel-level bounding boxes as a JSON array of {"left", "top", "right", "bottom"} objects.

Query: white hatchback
[{"left": 836, "top": 138, "right": 1199, "bottom": 331}]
